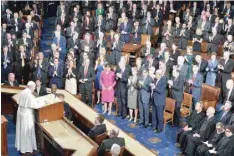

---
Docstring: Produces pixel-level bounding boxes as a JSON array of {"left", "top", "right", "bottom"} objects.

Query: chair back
[
  {"left": 181, "top": 93, "right": 193, "bottom": 118},
  {"left": 94, "top": 132, "right": 107, "bottom": 145},
  {"left": 141, "top": 34, "right": 150, "bottom": 46},
  {"left": 105, "top": 146, "right": 125, "bottom": 156},
  {"left": 201, "top": 42, "right": 208, "bottom": 53},
  {"left": 201, "top": 84, "right": 220, "bottom": 101},
  {"left": 165, "top": 98, "right": 176, "bottom": 114}
]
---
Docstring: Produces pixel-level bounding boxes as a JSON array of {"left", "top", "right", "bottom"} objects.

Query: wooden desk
[
  {"left": 122, "top": 43, "right": 143, "bottom": 58},
  {"left": 2, "top": 85, "right": 155, "bottom": 156},
  {"left": 1, "top": 115, "right": 8, "bottom": 156},
  {"left": 39, "top": 118, "right": 98, "bottom": 156}
]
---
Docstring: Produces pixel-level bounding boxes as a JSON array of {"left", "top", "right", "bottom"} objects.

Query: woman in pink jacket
[{"left": 100, "top": 63, "right": 116, "bottom": 115}]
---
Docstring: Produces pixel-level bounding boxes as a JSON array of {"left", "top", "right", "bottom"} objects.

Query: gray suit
[
  {"left": 138, "top": 75, "right": 152, "bottom": 126},
  {"left": 207, "top": 34, "right": 222, "bottom": 53}
]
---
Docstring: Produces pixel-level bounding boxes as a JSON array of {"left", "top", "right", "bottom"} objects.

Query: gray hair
[{"left": 110, "top": 144, "right": 121, "bottom": 156}]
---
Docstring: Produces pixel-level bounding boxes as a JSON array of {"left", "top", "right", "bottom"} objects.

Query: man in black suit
[
  {"left": 10, "top": 12, "right": 23, "bottom": 38},
  {"left": 57, "top": 93, "right": 73, "bottom": 121},
  {"left": 182, "top": 107, "right": 217, "bottom": 156},
  {"left": 2, "top": 9, "right": 13, "bottom": 26},
  {"left": 204, "top": 125, "right": 234, "bottom": 156},
  {"left": 196, "top": 122, "right": 225, "bottom": 156},
  {"left": 168, "top": 69, "right": 184, "bottom": 126},
  {"left": 18, "top": 31, "right": 33, "bottom": 53},
  {"left": 32, "top": 52, "right": 49, "bottom": 85},
  {"left": 65, "top": 21, "right": 80, "bottom": 39},
  {"left": 195, "top": 55, "right": 208, "bottom": 82},
  {"left": 77, "top": 58, "right": 95, "bottom": 106},
  {"left": 88, "top": 114, "right": 107, "bottom": 140},
  {"left": 111, "top": 34, "right": 124, "bottom": 65},
  {"left": 35, "top": 78, "right": 47, "bottom": 97},
  {"left": 98, "top": 129, "right": 125, "bottom": 156},
  {"left": 218, "top": 51, "right": 234, "bottom": 103},
  {"left": 1, "top": 45, "right": 13, "bottom": 82},
  {"left": 3, "top": 73, "right": 19, "bottom": 87},
  {"left": 151, "top": 69, "right": 167, "bottom": 132},
  {"left": 176, "top": 102, "right": 205, "bottom": 149},
  {"left": 207, "top": 28, "right": 222, "bottom": 54},
  {"left": 116, "top": 58, "right": 130, "bottom": 119},
  {"left": 67, "top": 31, "right": 80, "bottom": 52}
]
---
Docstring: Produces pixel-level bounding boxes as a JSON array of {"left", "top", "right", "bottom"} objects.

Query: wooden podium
[{"left": 1, "top": 115, "right": 8, "bottom": 156}]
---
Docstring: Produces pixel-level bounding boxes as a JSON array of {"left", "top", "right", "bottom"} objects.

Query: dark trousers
[
  {"left": 184, "top": 135, "right": 203, "bottom": 156},
  {"left": 15, "top": 65, "right": 30, "bottom": 85},
  {"left": 176, "top": 129, "right": 193, "bottom": 149},
  {"left": 80, "top": 87, "right": 93, "bottom": 106},
  {"left": 174, "top": 101, "right": 182, "bottom": 126},
  {"left": 49, "top": 78, "right": 63, "bottom": 89},
  {"left": 117, "top": 90, "right": 127, "bottom": 117},
  {"left": 152, "top": 104, "right": 164, "bottom": 130},
  {"left": 139, "top": 97, "right": 150, "bottom": 126},
  {"left": 196, "top": 144, "right": 211, "bottom": 156}
]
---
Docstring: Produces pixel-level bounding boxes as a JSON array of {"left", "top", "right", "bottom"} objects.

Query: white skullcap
[{"left": 27, "top": 81, "right": 36, "bottom": 87}]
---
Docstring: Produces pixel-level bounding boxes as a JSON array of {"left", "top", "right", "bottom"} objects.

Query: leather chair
[
  {"left": 105, "top": 146, "right": 125, "bottom": 156},
  {"left": 201, "top": 84, "right": 220, "bottom": 110},
  {"left": 188, "top": 40, "right": 193, "bottom": 47},
  {"left": 180, "top": 93, "right": 193, "bottom": 118},
  {"left": 141, "top": 34, "right": 151, "bottom": 46},
  {"left": 164, "top": 98, "right": 176, "bottom": 130},
  {"left": 94, "top": 132, "right": 107, "bottom": 145},
  {"left": 218, "top": 44, "right": 223, "bottom": 56},
  {"left": 201, "top": 42, "right": 208, "bottom": 53}
]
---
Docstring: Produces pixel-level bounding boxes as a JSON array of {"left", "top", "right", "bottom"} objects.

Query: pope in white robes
[{"left": 15, "top": 81, "right": 45, "bottom": 153}]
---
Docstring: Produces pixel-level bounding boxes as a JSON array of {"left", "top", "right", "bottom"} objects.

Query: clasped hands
[
  {"left": 116, "top": 73, "right": 122, "bottom": 78},
  {"left": 79, "top": 78, "right": 88, "bottom": 83}
]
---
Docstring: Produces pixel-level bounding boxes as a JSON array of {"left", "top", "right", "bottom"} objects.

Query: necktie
[
  {"left": 37, "top": 61, "right": 41, "bottom": 77},
  {"left": 4, "top": 54, "right": 7, "bottom": 69},
  {"left": 21, "top": 53, "right": 25, "bottom": 67},
  {"left": 84, "top": 67, "right": 88, "bottom": 77}
]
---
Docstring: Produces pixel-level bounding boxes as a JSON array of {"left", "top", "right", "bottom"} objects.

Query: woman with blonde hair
[
  {"left": 184, "top": 46, "right": 194, "bottom": 79},
  {"left": 65, "top": 60, "right": 77, "bottom": 94},
  {"left": 94, "top": 54, "right": 106, "bottom": 104}
]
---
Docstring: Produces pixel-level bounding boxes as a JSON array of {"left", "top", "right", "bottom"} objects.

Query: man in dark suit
[
  {"left": 195, "top": 122, "right": 225, "bottom": 156},
  {"left": 10, "top": 12, "right": 23, "bottom": 37},
  {"left": 141, "top": 11, "right": 155, "bottom": 35},
  {"left": 15, "top": 45, "right": 31, "bottom": 85},
  {"left": 178, "top": 24, "right": 190, "bottom": 50},
  {"left": 119, "top": 17, "right": 131, "bottom": 43},
  {"left": 140, "top": 41, "right": 155, "bottom": 64},
  {"left": 3, "top": 73, "right": 19, "bottom": 87},
  {"left": 207, "top": 28, "right": 222, "bottom": 54},
  {"left": 151, "top": 69, "right": 167, "bottom": 133},
  {"left": 204, "top": 126, "right": 234, "bottom": 156},
  {"left": 98, "top": 129, "right": 125, "bottom": 156},
  {"left": 188, "top": 65, "right": 203, "bottom": 110},
  {"left": 225, "top": 79, "right": 234, "bottom": 107},
  {"left": 88, "top": 114, "right": 107, "bottom": 140},
  {"left": 168, "top": 69, "right": 184, "bottom": 126},
  {"left": 48, "top": 58, "right": 64, "bottom": 89},
  {"left": 130, "top": 20, "right": 141, "bottom": 44},
  {"left": 77, "top": 58, "right": 95, "bottom": 106},
  {"left": 32, "top": 52, "right": 49, "bottom": 85},
  {"left": 67, "top": 32, "right": 80, "bottom": 52},
  {"left": 35, "top": 78, "right": 47, "bottom": 97},
  {"left": 218, "top": 51, "right": 234, "bottom": 103},
  {"left": 111, "top": 34, "right": 124, "bottom": 65},
  {"left": 1, "top": 45, "right": 13, "bottom": 82},
  {"left": 115, "top": 58, "right": 130, "bottom": 119},
  {"left": 152, "top": 4, "right": 163, "bottom": 27},
  {"left": 128, "top": 3, "right": 140, "bottom": 23},
  {"left": 80, "top": 33, "right": 95, "bottom": 53},
  {"left": 138, "top": 68, "right": 152, "bottom": 128},
  {"left": 177, "top": 102, "right": 205, "bottom": 149},
  {"left": 18, "top": 31, "right": 33, "bottom": 53},
  {"left": 52, "top": 31, "right": 67, "bottom": 59},
  {"left": 105, "top": 6, "right": 117, "bottom": 32},
  {"left": 195, "top": 55, "right": 208, "bottom": 82},
  {"left": 65, "top": 21, "right": 80, "bottom": 39},
  {"left": 57, "top": 93, "right": 73, "bottom": 121},
  {"left": 218, "top": 101, "right": 232, "bottom": 125},
  {"left": 182, "top": 107, "right": 217, "bottom": 156},
  {"left": 2, "top": 9, "right": 13, "bottom": 25}
]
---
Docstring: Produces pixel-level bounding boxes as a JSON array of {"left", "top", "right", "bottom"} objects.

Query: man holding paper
[{"left": 15, "top": 81, "right": 45, "bottom": 154}]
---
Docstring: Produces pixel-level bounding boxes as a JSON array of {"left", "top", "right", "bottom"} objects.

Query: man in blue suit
[
  {"left": 138, "top": 68, "right": 153, "bottom": 128},
  {"left": 151, "top": 69, "right": 167, "bottom": 133},
  {"left": 53, "top": 31, "right": 67, "bottom": 59},
  {"left": 188, "top": 65, "right": 203, "bottom": 110},
  {"left": 168, "top": 69, "right": 184, "bottom": 126},
  {"left": 119, "top": 17, "right": 131, "bottom": 43},
  {"left": 48, "top": 58, "right": 64, "bottom": 89}
]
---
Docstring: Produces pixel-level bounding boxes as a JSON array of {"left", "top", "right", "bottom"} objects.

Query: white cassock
[{"left": 15, "top": 88, "right": 44, "bottom": 153}]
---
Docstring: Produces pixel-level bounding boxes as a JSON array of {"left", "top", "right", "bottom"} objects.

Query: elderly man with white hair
[
  {"left": 110, "top": 144, "right": 121, "bottom": 156},
  {"left": 15, "top": 81, "right": 45, "bottom": 154},
  {"left": 219, "top": 101, "right": 232, "bottom": 125},
  {"left": 226, "top": 79, "right": 234, "bottom": 107},
  {"left": 98, "top": 128, "right": 125, "bottom": 156}
]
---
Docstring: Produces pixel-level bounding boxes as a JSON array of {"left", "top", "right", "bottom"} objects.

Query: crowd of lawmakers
[{"left": 2, "top": 0, "right": 234, "bottom": 155}]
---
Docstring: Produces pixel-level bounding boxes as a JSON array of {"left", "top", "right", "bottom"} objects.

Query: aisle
[
  {"left": 39, "top": 17, "right": 57, "bottom": 58},
  {"left": 94, "top": 104, "right": 180, "bottom": 156}
]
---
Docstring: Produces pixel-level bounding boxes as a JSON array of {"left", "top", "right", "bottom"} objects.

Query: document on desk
[{"left": 36, "top": 94, "right": 61, "bottom": 107}]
